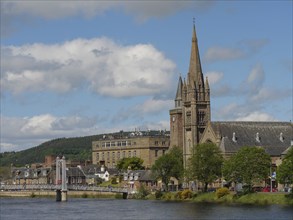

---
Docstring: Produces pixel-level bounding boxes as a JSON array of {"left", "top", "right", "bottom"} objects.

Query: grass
[{"left": 158, "top": 191, "right": 293, "bottom": 206}]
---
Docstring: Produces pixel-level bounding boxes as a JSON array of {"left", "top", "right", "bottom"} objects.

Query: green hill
[{"left": 0, "top": 134, "right": 105, "bottom": 167}]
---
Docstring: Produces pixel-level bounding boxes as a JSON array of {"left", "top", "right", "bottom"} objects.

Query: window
[
  {"left": 96, "top": 153, "right": 99, "bottom": 161},
  {"left": 162, "top": 150, "right": 165, "bottom": 155},
  {"left": 122, "top": 141, "right": 127, "bottom": 146},
  {"left": 102, "top": 152, "right": 105, "bottom": 160},
  {"left": 155, "top": 141, "right": 159, "bottom": 145},
  {"left": 198, "top": 111, "right": 205, "bottom": 125},
  {"left": 106, "top": 142, "right": 110, "bottom": 147},
  {"left": 117, "top": 142, "right": 121, "bottom": 146},
  {"left": 112, "top": 152, "right": 115, "bottom": 159},
  {"left": 111, "top": 142, "right": 116, "bottom": 146},
  {"left": 123, "top": 151, "right": 126, "bottom": 158},
  {"left": 186, "top": 111, "right": 191, "bottom": 124},
  {"left": 162, "top": 141, "right": 165, "bottom": 145},
  {"left": 117, "top": 152, "right": 120, "bottom": 159},
  {"left": 96, "top": 144, "right": 99, "bottom": 148},
  {"left": 107, "top": 152, "right": 110, "bottom": 159},
  {"left": 133, "top": 150, "right": 136, "bottom": 157},
  {"left": 128, "top": 151, "right": 131, "bottom": 158},
  {"left": 155, "top": 150, "right": 158, "bottom": 157}
]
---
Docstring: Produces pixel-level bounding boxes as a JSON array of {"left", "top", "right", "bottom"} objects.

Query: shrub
[
  {"left": 135, "top": 184, "right": 150, "bottom": 199},
  {"left": 162, "top": 192, "right": 173, "bottom": 200},
  {"left": 181, "top": 189, "right": 193, "bottom": 199},
  {"left": 175, "top": 191, "right": 182, "bottom": 199},
  {"left": 216, "top": 187, "right": 230, "bottom": 198},
  {"left": 111, "top": 177, "right": 118, "bottom": 185},
  {"left": 155, "top": 190, "right": 163, "bottom": 199}
]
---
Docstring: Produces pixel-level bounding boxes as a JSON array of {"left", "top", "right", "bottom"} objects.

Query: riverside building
[{"left": 92, "top": 130, "right": 169, "bottom": 168}]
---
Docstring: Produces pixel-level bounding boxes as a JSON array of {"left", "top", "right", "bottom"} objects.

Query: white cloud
[
  {"left": 0, "top": 114, "right": 99, "bottom": 152},
  {"left": 205, "top": 71, "right": 224, "bottom": 85},
  {"left": 204, "top": 46, "right": 245, "bottom": 62},
  {"left": 235, "top": 111, "right": 276, "bottom": 121},
  {"left": 1, "top": 38, "right": 176, "bottom": 97},
  {"left": 135, "top": 99, "right": 173, "bottom": 114}
]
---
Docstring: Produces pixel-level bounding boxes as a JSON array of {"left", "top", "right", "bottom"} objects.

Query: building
[
  {"left": 169, "top": 23, "right": 293, "bottom": 169},
  {"left": 169, "top": 23, "right": 210, "bottom": 167},
  {"left": 92, "top": 130, "right": 170, "bottom": 168}
]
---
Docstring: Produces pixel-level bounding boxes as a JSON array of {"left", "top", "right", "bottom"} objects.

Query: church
[{"left": 169, "top": 24, "right": 292, "bottom": 168}]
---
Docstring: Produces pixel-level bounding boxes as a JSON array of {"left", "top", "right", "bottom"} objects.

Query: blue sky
[{"left": 1, "top": 1, "right": 292, "bottom": 152}]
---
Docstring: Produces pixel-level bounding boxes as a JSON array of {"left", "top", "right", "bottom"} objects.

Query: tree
[
  {"left": 187, "top": 143, "right": 223, "bottom": 192},
  {"left": 223, "top": 146, "right": 271, "bottom": 192},
  {"left": 277, "top": 147, "right": 293, "bottom": 186},
  {"left": 116, "top": 157, "right": 144, "bottom": 171},
  {"left": 151, "top": 147, "right": 183, "bottom": 190}
]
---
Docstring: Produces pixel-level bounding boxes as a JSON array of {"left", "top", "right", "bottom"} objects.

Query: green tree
[
  {"left": 277, "top": 147, "right": 293, "bottom": 185},
  {"left": 223, "top": 146, "right": 271, "bottom": 192},
  {"left": 187, "top": 143, "right": 223, "bottom": 192},
  {"left": 116, "top": 157, "right": 144, "bottom": 171},
  {"left": 151, "top": 147, "right": 183, "bottom": 190}
]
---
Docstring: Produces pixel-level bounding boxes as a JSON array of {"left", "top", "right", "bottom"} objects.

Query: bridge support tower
[{"left": 56, "top": 156, "right": 67, "bottom": 202}]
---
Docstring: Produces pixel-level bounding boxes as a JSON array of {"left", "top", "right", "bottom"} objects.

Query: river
[{"left": 0, "top": 198, "right": 292, "bottom": 220}]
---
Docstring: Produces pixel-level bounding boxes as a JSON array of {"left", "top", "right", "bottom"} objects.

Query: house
[
  {"left": 80, "top": 164, "right": 119, "bottom": 185},
  {"left": 122, "top": 170, "right": 157, "bottom": 192}
]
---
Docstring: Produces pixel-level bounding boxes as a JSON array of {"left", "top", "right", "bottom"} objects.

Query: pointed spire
[
  {"left": 175, "top": 76, "right": 183, "bottom": 99},
  {"left": 188, "top": 21, "right": 204, "bottom": 90},
  {"left": 175, "top": 76, "right": 183, "bottom": 108},
  {"left": 205, "top": 76, "right": 210, "bottom": 90}
]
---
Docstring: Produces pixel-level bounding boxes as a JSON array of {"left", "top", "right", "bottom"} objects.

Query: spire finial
[{"left": 193, "top": 17, "right": 195, "bottom": 26}]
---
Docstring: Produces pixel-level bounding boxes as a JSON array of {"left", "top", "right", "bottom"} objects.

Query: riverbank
[
  {"left": 1, "top": 190, "right": 292, "bottom": 206},
  {"left": 149, "top": 191, "right": 293, "bottom": 206}
]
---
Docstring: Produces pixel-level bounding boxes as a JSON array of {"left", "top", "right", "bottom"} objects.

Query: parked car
[{"left": 262, "top": 186, "right": 277, "bottom": 192}]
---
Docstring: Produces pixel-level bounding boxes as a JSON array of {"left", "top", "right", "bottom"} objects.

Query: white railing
[{"left": 1, "top": 184, "right": 128, "bottom": 193}]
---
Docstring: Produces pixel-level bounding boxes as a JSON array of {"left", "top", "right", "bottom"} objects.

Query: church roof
[{"left": 211, "top": 121, "right": 292, "bottom": 156}]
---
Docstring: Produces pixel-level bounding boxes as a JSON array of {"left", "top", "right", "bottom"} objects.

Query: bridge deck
[{"left": 1, "top": 184, "right": 129, "bottom": 193}]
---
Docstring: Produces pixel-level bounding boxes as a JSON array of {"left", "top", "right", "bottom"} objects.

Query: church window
[
  {"left": 186, "top": 111, "right": 191, "bottom": 124},
  {"left": 96, "top": 153, "right": 99, "bottom": 161},
  {"left": 198, "top": 111, "right": 205, "bottom": 125}
]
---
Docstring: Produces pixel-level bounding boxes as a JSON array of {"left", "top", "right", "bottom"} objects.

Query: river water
[{"left": 0, "top": 197, "right": 292, "bottom": 220}]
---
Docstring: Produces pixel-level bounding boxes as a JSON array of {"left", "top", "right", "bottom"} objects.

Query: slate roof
[
  {"left": 66, "top": 167, "right": 85, "bottom": 177},
  {"left": 211, "top": 121, "right": 292, "bottom": 156}
]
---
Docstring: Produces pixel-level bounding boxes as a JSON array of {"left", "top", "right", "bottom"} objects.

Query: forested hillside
[{"left": 0, "top": 134, "right": 104, "bottom": 167}]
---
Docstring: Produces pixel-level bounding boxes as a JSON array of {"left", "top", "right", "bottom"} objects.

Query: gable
[{"left": 200, "top": 122, "right": 218, "bottom": 144}]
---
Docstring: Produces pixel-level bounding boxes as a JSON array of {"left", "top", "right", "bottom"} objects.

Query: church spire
[
  {"left": 175, "top": 76, "right": 183, "bottom": 108},
  {"left": 188, "top": 22, "right": 204, "bottom": 90}
]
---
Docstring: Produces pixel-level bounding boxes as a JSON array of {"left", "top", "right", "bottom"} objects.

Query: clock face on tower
[{"left": 172, "top": 116, "right": 176, "bottom": 122}]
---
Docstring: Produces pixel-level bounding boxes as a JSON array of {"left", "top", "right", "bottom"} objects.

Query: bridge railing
[{"left": 1, "top": 184, "right": 129, "bottom": 193}]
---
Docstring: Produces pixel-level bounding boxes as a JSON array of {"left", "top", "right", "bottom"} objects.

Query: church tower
[{"left": 170, "top": 23, "right": 211, "bottom": 167}]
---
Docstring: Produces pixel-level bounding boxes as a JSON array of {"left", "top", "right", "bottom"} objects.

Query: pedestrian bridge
[{"left": 1, "top": 184, "right": 129, "bottom": 194}]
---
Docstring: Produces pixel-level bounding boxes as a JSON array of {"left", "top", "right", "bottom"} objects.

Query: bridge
[{"left": 1, "top": 184, "right": 129, "bottom": 194}]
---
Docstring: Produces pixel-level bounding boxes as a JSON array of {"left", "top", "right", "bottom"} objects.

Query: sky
[{"left": 1, "top": 1, "right": 292, "bottom": 152}]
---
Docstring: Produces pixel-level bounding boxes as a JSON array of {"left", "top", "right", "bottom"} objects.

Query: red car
[{"left": 262, "top": 187, "right": 277, "bottom": 192}]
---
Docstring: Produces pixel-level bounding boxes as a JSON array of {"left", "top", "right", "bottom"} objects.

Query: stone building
[
  {"left": 169, "top": 23, "right": 210, "bottom": 167},
  {"left": 169, "top": 23, "right": 293, "bottom": 169},
  {"left": 92, "top": 130, "right": 170, "bottom": 169}
]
